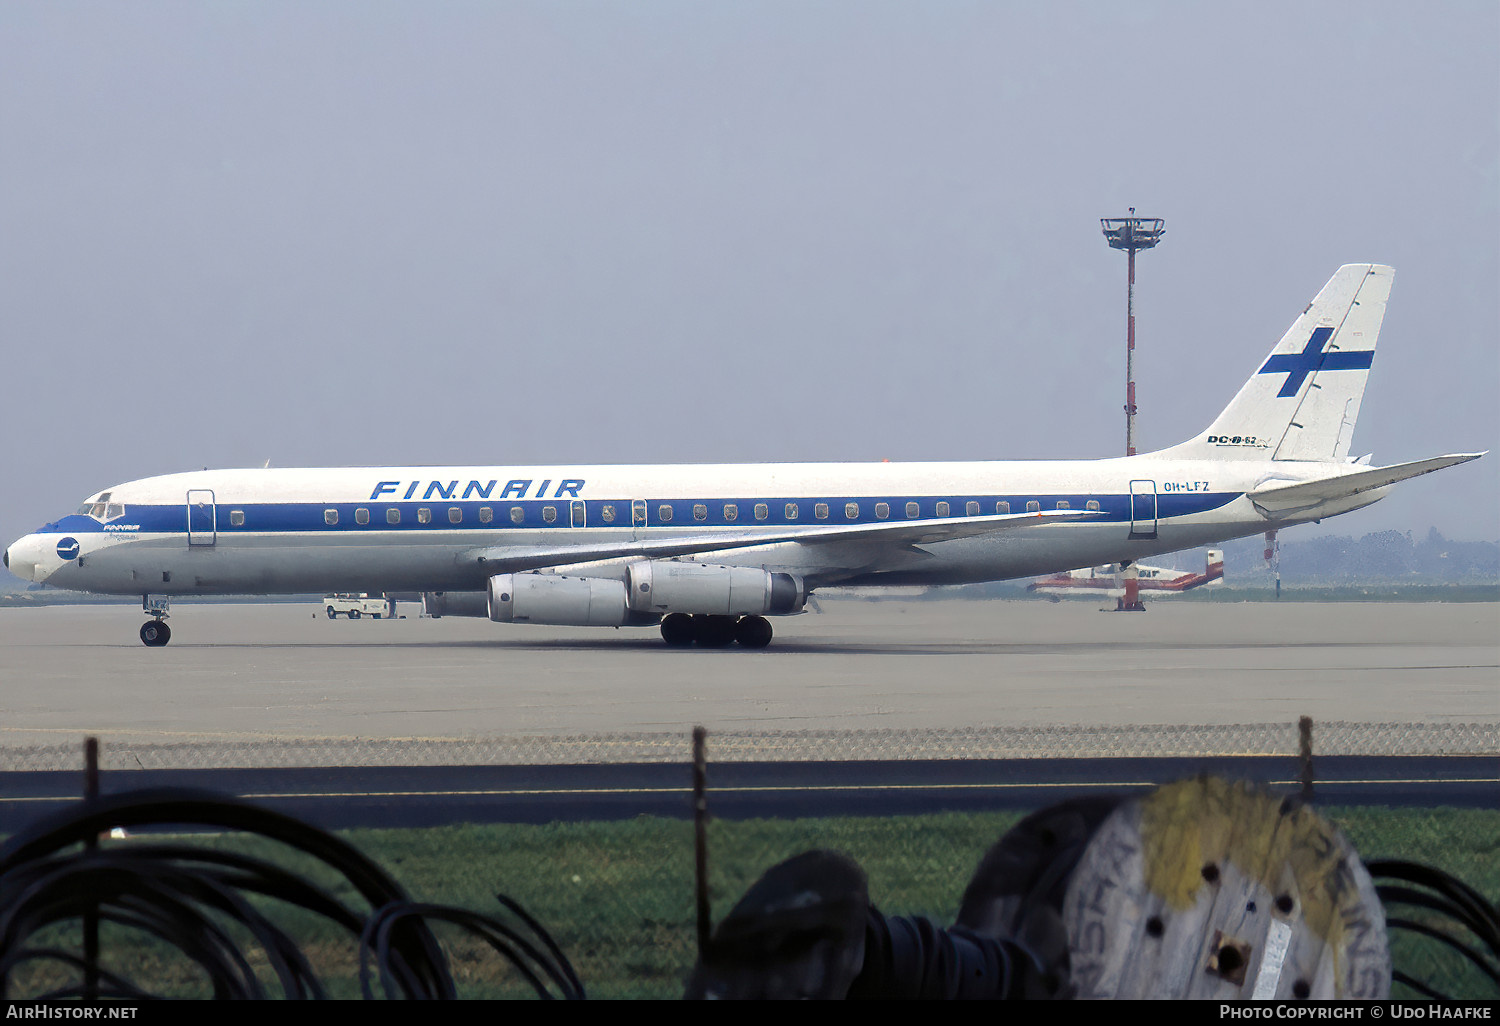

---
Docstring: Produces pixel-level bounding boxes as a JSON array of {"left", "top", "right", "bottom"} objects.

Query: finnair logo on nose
[{"left": 56, "top": 538, "right": 80, "bottom": 561}]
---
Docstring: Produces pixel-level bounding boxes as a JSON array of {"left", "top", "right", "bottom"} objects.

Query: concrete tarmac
[{"left": 0, "top": 598, "right": 1494, "bottom": 767}]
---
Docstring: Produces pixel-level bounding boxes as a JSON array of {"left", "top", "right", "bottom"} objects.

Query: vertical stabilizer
[{"left": 1158, "top": 264, "right": 1392, "bottom": 462}]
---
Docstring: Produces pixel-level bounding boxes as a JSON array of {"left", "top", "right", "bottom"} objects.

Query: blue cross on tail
[{"left": 1257, "top": 326, "right": 1375, "bottom": 398}]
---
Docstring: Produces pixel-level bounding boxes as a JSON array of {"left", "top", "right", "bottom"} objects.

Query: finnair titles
[
  {"left": 4, "top": 264, "right": 1483, "bottom": 648},
  {"left": 369, "top": 479, "right": 587, "bottom": 502}
]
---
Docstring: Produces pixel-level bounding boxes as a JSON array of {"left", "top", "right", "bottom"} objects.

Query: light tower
[
  {"left": 1101, "top": 209, "right": 1164, "bottom": 613},
  {"left": 1101, "top": 209, "right": 1165, "bottom": 456}
]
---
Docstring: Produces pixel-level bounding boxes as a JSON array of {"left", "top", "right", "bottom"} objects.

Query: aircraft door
[
  {"left": 570, "top": 500, "right": 586, "bottom": 528},
  {"left": 631, "top": 499, "right": 647, "bottom": 539},
  {"left": 187, "top": 489, "right": 217, "bottom": 547},
  {"left": 1129, "top": 480, "right": 1158, "bottom": 540}
]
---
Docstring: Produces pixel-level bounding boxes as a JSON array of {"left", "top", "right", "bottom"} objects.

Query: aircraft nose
[{"left": 5, "top": 535, "right": 48, "bottom": 583}]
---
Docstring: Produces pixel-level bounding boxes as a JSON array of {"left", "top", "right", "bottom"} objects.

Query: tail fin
[
  {"left": 1205, "top": 549, "right": 1224, "bottom": 580},
  {"left": 1159, "top": 264, "right": 1392, "bottom": 462}
]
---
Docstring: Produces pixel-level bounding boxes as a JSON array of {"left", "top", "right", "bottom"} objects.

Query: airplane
[
  {"left": 3, "top": 264, "right": 1483, "bottom": 648},
  {"left": 1027, "top": 549, "right": 1223, "bottom": 599}
]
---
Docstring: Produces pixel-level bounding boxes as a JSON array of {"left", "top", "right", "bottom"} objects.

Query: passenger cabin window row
[{"left": 286, "top": 495, "right": 1105, "bottom": 529}]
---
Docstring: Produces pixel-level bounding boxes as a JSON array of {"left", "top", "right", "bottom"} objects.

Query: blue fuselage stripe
[{"left": 47, "top": 491, "right": 1241, "bottom": 536}]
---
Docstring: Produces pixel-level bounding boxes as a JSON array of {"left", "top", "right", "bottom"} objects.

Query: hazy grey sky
[{"left": 3, "top": 1, "right": 1496, "bottom": 561}]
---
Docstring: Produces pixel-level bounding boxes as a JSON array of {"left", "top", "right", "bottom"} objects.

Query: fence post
[{"left": 693, "top": 726, "right": 711, "bottom": 959}]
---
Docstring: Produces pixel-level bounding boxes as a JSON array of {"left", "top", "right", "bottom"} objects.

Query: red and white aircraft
[{"left": 1027, "top": 550, "right": 1224, "bottom": 599}]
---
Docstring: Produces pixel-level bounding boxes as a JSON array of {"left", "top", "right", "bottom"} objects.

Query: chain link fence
[
  {"left": 1, "top": 722, "right": 1494, "bottom": 998},
  {"left": 1, "top": 720, "right": 1494, "bottom": 771}
]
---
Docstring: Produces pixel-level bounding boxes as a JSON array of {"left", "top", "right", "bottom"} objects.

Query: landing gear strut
[
  {"left": 140, "top": 594, "right": 172, "bottom": 647},
  {"left": 659, "top": 613, "right": 774, "bottom": 649}
]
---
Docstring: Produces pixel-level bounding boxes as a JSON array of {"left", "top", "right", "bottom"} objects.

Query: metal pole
[
  {"left": 84, "top": 737, "right": 99, "bottom": 1001},
  {"left": 1299, "top": 716, "right": 1315, "bottom": 802},
  {"left": 692, "top": 726, "right": 711, "bottom": 959},
  {"left": 1126, "top": 245, "right": 1138, "bottom": 457},
  {"left": 1121, "top": 240, "right": 1142, "bottom": 613}
]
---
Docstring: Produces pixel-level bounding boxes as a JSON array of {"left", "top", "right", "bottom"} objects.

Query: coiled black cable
[
  {"left": 1367, "top": 858, "right": 1499, "bottom": 1000},
  {"left": 0, "top": 788, "right": 583, "bottom": 999}
]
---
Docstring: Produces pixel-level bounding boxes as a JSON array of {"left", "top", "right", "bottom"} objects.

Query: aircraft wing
[
  {"left": 1247, "top": 452, "right": 1484, "bottom": 517},
  {"left": 472, "top": 509, "right": 1094, "bottom": 575}
]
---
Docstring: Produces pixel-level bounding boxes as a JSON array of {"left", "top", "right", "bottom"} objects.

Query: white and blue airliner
[{"left": 4, "top": 265, "right": 1482, "bottom": 647}]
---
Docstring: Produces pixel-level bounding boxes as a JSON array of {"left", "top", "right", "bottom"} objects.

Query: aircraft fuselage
[{"left": 7, "top": 456, "right": 1369, "bottom": 597}]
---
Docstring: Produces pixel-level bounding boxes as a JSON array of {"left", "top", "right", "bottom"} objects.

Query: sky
[{"left": 2, "top": 1, "right": 1496, "bottom": 567}]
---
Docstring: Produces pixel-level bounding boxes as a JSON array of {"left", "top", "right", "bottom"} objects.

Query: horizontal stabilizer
[
  {"left": 1247, "top": 453, "right": 1485, "bottom": 516},
  {"left": 475, "top": 508, "right": 1093, "bottom": 574}
]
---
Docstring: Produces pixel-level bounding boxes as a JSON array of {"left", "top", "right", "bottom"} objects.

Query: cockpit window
[{"left": 78, "top": 496, "right": 127, "bottom": 522}]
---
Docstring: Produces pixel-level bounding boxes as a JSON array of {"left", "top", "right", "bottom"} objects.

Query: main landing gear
[
  {"left": 660, "top": 613, "right": 774, "bottom": 650},
  {"left": 140, "top": 595, "right": 171, "bottom": 647}
]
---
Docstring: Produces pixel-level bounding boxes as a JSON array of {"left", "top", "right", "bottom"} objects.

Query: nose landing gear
[
  {"left": 140, "top": 595, "right": 172, "bottom": 647},
  {"left": 139, "top": 620, "right": 171, "bottom": 647}
]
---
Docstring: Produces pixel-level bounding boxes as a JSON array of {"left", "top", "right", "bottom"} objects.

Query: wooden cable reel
[{"left": 1063, "top": 777, "right": 1390, "bottom": 999}]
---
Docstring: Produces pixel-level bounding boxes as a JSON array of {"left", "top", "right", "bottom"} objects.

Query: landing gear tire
[
  {"left": 327, "top": 607, "right": 336, "bottom": 619},
  {"left": 661, "top": 612, "right": 696, "bottom": 646},
  {"left": 695, "top": 614, "right": 738, "bottom": 648},
  {"left": 140, "top": 621, "right": 171, "bottom": 647},
  {"left": 349, "top": 610, "right": 360, "bottom": 619},
  {"left": 735, "top": 615, "right": 773, "bottom": 649}
]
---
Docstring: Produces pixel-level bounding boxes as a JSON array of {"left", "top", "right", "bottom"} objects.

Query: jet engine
[
  {"left": 487, "top": 573, "right": 638, "bottom": 626},
  {"left": 625, "top": 561, "right": 805, "bottom": 616}
]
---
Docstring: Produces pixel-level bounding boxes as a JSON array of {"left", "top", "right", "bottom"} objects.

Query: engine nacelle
[
  {"left": 487, "top": 573, "right": 634, "bottom": 626},
  {"left": 421, "top": 591, "right": 488, "bottom": 618},
  {"left": 626, "top": 561, "right": 805, "bottom": 616}
]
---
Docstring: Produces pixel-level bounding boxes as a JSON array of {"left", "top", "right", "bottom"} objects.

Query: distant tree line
[{"left": 1222, "top": 528, "right": 1499, "bottom": 585}]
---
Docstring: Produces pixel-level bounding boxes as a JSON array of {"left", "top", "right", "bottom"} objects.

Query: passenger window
[
  {"left": 657, "top": 505, "right": 672, "bottom": 522},
  {"left": 355, "top": 508, "right": 370, "bottom": 525},
  {"left": 754, "top": 503, "right": 768, "bottom": 521},
  {"left": 936, "top": 501, "right": 950, "bottom": 518},
  {"left": 417, "top": 508, "right": 432, "bottom": 524},
  {"left": 510, "top": 507, "right": 524, "bottom": 524},
  {"left": 387, "top": 508, "right": 401, "bottom": 524},
  {"left": 229, "top": 510, "right": 245, "bottom": 527},
  {"left": 479, "top": 506, "right": 493, "bottom": 523},
  {"left": 875, "top": 502, "right": 889, "bottom": 519},
  {"left": 694, "top": 504, "right": 707, "bottom": 521},
  {"left": 325, "top": 509, "right": 339, "bottom": 526},
  {"left": 906, "top": 502, "right": 919, "bottom": 518},
  {"left": 966, "top": 501, "right": 979, "bottom": 516},
  {"left": 449, "top": 507, "right": 463, "bottom": 523},
  {"left": 784, "top": 503, "right": 798, "bottom": 520},
  {"left": 1086, "top": 500, "right": 1100, "bottom": 512},
  {"left": 544, "top": 506, "right": 558, "bottom": 523},
  {"left": 724, "top": 504, "right": 738, "bottom": 521},
  {"left": 815, "top": 503, "right": 829, "bottom": 520},
  {"left": 1056, "top": 500, "right": 1070, "bottom": 510},
  {"left": 845, "top": 503, "right": 859, "bottom": 520},
  {"left": 996, "top": 501, "right": 1010, "bottom": 515},
  {"left": 601, "top": 504, "right": 616, "bottom": 523},
  {"left": 1026, "top": 501, "right": 1040, "bottom": 513}
]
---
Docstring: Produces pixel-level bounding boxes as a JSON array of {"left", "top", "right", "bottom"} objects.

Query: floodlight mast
[
  {"left": 1100, "top": 209, "right": 1165, "bottom": 457},
  {"left": 1101, "top": 208, "right": 1164, "bottom": 614}
]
